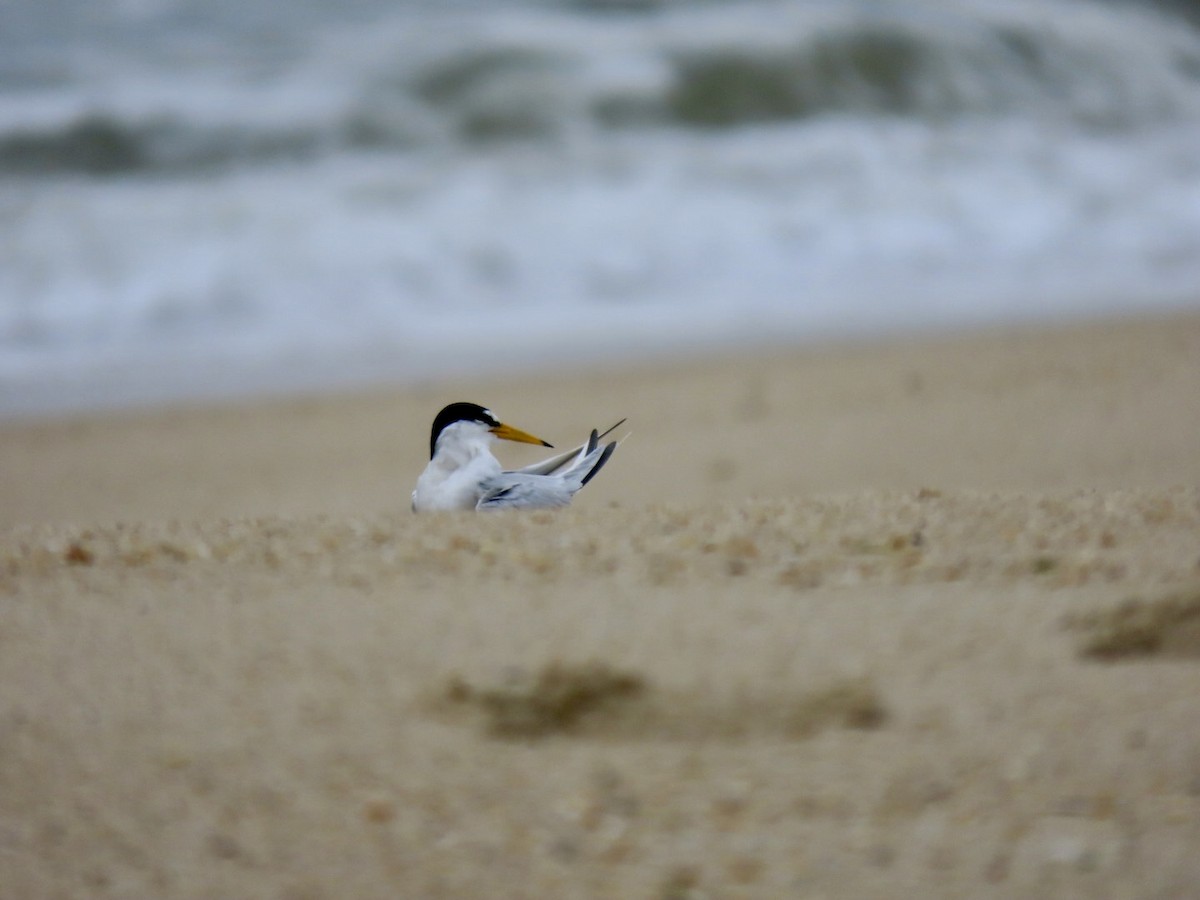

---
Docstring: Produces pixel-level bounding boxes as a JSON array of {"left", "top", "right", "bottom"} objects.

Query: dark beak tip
[{"left": 543, "top": 440, "right": 554, "bottom": 448}]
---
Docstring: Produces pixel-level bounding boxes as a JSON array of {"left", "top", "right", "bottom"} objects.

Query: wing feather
[
  {"left": 476, "top": 474, "right": 574, "bottom": 509},
  {"left": 472, "top": 419, "right": 625, "bottom": 510},
  {"left": 513, "top": 419, "right": 626, "bottom": 477}
]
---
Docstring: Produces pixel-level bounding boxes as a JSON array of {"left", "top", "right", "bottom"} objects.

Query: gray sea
[{"left": 2, "top": 0, "right": 1199, "bottom": 417}]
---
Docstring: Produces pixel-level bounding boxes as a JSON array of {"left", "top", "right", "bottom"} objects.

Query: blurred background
[{"left": 1, "top": 0, "right": 1199, "bottom": 419}]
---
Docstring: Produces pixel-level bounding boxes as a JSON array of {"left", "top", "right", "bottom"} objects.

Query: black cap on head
[{"left": 430, "top": 402, "right": 498, "bottom": 458}]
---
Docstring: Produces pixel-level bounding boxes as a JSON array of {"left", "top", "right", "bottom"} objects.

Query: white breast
[{"left": 412, "top": 452, "right": 501, "bottom": 511}]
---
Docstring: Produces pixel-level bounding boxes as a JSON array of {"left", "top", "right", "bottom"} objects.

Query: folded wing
[{"left": 477, "top": 427, "right": 619, "bottom": 510}]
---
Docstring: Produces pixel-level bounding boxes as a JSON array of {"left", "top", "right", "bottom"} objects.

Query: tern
[{"left": 412, "top": 402, "right": 622, "bottom": 512}]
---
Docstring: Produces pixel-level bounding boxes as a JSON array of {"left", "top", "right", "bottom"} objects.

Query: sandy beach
[{"left": 2, "top": 313, "right": 1200, "bottom": 898}]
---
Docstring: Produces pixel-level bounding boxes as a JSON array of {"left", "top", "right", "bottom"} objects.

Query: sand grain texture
[{"left": 2, "top": 315, "right": 1200, "bottom": 898}]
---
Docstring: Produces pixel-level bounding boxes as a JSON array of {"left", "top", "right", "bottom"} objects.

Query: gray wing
[
  {"left": 477, "top": 427, "right": 619, "bottom": 510},
  {"left": 513, "top": 419, "right": 626, "bottom": 477},
  {"left": 476, "top": 473, "right": 577, "bottom": 510}
]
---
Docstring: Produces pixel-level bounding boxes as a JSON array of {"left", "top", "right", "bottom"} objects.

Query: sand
[{"left": 2, "top": 313, "right": 1199, "bottom": 898}]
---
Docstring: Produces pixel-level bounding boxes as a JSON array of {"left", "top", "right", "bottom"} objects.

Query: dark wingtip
[
  {"left": 580, "top": 440, "right": 616, "bottom": 487},
  {"left": 597, "top": 418, "right": 626, "bottom": 441}
]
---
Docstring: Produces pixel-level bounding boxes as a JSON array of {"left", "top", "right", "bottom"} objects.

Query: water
[{"left": 2, "top": 0, "right": 1199, "bottom": 418}]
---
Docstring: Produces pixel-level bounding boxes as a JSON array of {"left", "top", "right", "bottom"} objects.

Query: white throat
[{"left": 432, "top": 420, "right": 496, "bottom": 469}]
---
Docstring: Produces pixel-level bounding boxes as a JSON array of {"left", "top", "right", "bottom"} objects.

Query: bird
[{"left": 412, "top": 402, "right": 622, "bottom": 512}]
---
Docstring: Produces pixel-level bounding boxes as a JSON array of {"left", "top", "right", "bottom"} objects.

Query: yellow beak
[{"left": 491, "top": 422, "right": 553, "bottom": 448}]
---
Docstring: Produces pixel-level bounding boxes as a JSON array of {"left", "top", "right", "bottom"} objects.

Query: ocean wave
[
  {"left": 3, "top": 0, "right": 1200, "bottom": 417},
  {"left": 665, "top": 17, "right": 1200, "bottom": 127},
  {"left": 0, "top": 115, "right": 330, "bottom": 176},
  {"left": 1, "top": 0, "right": 1198, "bottom": 176}
]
